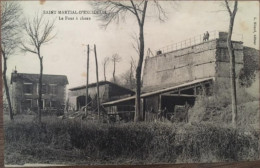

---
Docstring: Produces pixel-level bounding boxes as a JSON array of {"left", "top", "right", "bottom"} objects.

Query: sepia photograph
[{"left": 1, "top": 0, "right": 259, "bottom": 167}]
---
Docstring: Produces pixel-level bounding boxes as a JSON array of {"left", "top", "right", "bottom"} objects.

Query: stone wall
[
  {"left": 143, "top": 40, "right": 218, "bottom": 92},
  {"left": 142, "top": 35, "right": 246, "bottom": 93}
]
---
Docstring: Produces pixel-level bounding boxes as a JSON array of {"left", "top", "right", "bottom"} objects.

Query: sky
[{"left": 6, "top": 0, "right": 259, "bottom": 89}]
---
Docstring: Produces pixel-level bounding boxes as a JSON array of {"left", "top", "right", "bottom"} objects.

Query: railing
[{"left": 155, "top": 30, "right": 243, "bottom": 55}]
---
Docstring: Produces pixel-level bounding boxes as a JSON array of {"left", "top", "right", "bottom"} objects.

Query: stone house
[
  {"left": 102, "top": 32, "right": 259, "bottom": 122},
  {"left": 68, "top": 81, "right": 135, "bottom": 111},
  {"left": 11, "top": 71, "right": 68, "bottom": 114}
]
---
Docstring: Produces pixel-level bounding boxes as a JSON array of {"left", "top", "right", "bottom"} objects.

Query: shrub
[
  {"left": 4, "top": 119, "right": 259, "bottom": 165},
  {"left": 188, "top": 83, "right": 259, "bottom": 129}
]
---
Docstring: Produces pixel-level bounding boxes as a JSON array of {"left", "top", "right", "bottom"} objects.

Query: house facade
[
  {"left": 11, "top": 71, "right": 68, "bottom": 114},
  {"left": 102, "top": 32, "right": 259, "bottom": 122}
]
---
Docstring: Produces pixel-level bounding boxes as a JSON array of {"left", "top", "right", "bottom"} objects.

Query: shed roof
[
  {"left": 69, "top": 81, "right": 135, "bottom": 94},
  {"left": 11, "top": 72, "right": 69, "bottom": 85},
  {"left": 102, "top": 77, "right": 214, "bottom": 106}
]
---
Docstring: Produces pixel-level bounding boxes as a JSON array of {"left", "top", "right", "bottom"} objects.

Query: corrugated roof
[
  {"left": 102, "top": 77, "right": 214, "bottom": 106},
  {"left": 11, "top": 73, "right": 69, "bottom": 85}
]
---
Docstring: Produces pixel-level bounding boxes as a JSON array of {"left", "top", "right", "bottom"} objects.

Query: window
[
  {"left": 42, "top": 84, "right": 47, "bottom": 94},
  {"left": 49, "top": 84, "right": 58, "bottom": 95},
  {"left": 50, "top": 101, "right": 58, "bottom": 108},
  {"left": 23, "top": 99, "right": 32, "bottom": 110},
  {"left": 37, "top": 99, "right": 45, "bottom": 109},
  {"left": 23, "top": 83, "right": 33, "bottom": 94},
  {"left": 37, "top": 84, "right": 47, "bottom": 95}
]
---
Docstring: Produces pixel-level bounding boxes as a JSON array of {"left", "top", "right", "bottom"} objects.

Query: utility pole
[
  {"left": 94, "top": 44, "right": 100, "bottom": 118},
  {"left": 85, "top": 45, "right": 90, "bottom": 116}
]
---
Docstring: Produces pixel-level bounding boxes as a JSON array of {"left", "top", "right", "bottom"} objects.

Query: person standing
[{"left": 206, "top": 31, "right": 210, "bottom": 41}]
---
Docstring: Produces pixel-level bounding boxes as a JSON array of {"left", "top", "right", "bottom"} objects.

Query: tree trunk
[
  {"left": 133, "top": 0, "right": 148, "bottom": 122},
  {"left": 38, "top": 56, "right": 43, "bottom": 123},
  {"left": 135, "top": 25, "right": 145, "bottom": 122},
  {"left": 94, "top": 44, "right": 100, "bottom": 119},
  {"left": 3, "top": 55, "right": 14, "bottom": 120},
  {"left": 113, "top": 60, "right": 116, "bottom": 83},
  {"left": 227, "top": 4, "right": 238, "bottom": 128}
]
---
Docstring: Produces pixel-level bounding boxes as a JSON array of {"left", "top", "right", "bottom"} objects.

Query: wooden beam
[
  {"left": 158, "top": 94, "right": 162, "bottom": 112},
  {"left": 161, "top": 94, "right": 197, "bottom": 97}
]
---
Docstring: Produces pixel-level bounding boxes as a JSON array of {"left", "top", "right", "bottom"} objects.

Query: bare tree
[
  {"left": 21, "top": 14, "right": 56, "bottom": 123},
  {"left": 91, "top": 1, "right": 167, "bottom": 122},
  {"left": 111, "top": 53, "right": 121, "bottom": 83},
  {"left": 120, "top": 67, "right": 136, "bottom": 90},
  {"left": 225, "top": 0, "right": 238, "bottom": 127},
  {"left": 1, "top": 1, "right": 23, "bottom": 120},
  {"left": 102, "top": 56, "right": 110, "bottom": 81}
]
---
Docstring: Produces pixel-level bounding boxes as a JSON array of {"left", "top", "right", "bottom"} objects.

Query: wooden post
[
  {"left": 85, "top": 45, "right": 90, "bottom": 116},
  {"left": 94, "top": 44, "right": 100, "bottom": 119},
  {"left": 158, "top": 94, "right": 162, "bottom": 120}
]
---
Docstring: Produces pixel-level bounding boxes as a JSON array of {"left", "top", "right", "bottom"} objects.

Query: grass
[{"left": 4, "top": 115, "right": 259, "bottom": 165}]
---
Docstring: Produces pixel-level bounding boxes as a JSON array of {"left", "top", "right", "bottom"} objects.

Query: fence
[{"left": 155, "top": 30, "right": 243, "bottom": 55}]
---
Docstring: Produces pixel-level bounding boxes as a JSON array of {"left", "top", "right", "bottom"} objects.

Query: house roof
[
  {"left": 102, "top": 77, "right": 214, "bottom": 106},
  {"left": 11, "top": 72, "right": 69, "bottom": 85},
  {"left": 69, "top": 81, "right": 135, "bottom": 94}
]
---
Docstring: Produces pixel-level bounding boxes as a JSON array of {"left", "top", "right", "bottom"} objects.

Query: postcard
[{"left": 1, "top": 0, "right": 259, "bottom": 167}]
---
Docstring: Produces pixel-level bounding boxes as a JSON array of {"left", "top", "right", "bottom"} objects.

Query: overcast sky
[{"left": 6, "top": 1, "right": 259, "bottom": 89}]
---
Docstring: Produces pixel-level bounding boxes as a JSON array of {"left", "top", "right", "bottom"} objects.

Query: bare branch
[
  {"left": 20, "top": 43, "right": 37, "bottom": 54},
  {"left": 103, "top": 56, "right": 110, "bottom": 66},
  {"left": 111, "top": 53, "right": 121, "bottom": 62},
  {"left": 130, "top": 56, "right": 137, "bottom": 70},
  {"left": 131, "top": 32, "right": 140, "bottom": 54},
  {"left": 21, "top": 14, "right": 56, "bottom": 55},
  {"left": 1, "top": 1, "right": 23, "bottom": 58},
  {"left": 225, "top": 0, "right": 232, "bottom": 16},
  {"left": 152, "top": 0, "right": 167, "bottom": 22},
  {"left": 130, "top": 0, "right": 141, "bottom": 25}
]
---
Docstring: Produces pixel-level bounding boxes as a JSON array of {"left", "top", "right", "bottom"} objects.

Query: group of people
[{"left": 203, "top": 31, "right": 210, "bottom": 42}]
